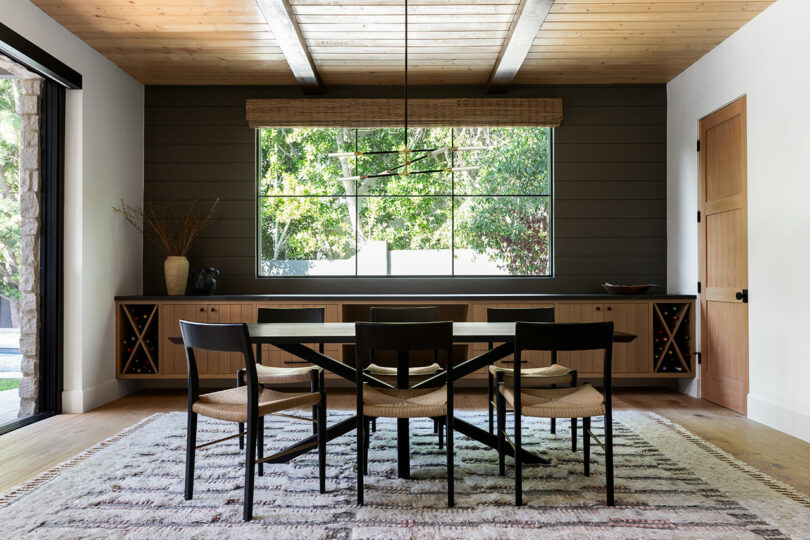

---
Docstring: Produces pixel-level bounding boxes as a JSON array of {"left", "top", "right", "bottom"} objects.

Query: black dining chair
[
  {"left": 180, "top": 320, "right": 327, "bottom": 521},
  {"left": 237, "top": 307, "right": 326, "bottom": 473},
  {"left": 496, "top": 321, "right": 615, "bottom": 506},
  {"left": 354, "top": 321, "right": 455, "bottom": 507},
  {"left": 486, "top": 307, "right": 579, "bottom": 451}
]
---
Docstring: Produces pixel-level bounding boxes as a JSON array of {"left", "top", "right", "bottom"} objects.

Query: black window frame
[{"left": 254, "top": 127, "right": 555, "bottom": 279}]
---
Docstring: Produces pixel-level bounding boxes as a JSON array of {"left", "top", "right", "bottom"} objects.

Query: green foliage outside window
[
  {"left": 258, "top": 126, "right": 551, "bottom": 276},
  {"left": 0, "top": 80, "right": 21, "bottom": 308}
]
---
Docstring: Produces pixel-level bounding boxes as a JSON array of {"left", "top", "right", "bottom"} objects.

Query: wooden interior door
[{"left": 699, "top": 96, "right": 749, "bottom": 414}]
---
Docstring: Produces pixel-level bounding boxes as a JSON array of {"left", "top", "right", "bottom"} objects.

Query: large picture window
[{"left": 257, "top": 127, "right": 552, "bottom": 277}]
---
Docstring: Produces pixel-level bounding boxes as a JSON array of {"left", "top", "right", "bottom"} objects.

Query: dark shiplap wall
[{"left": 144, "top": 85, "right": 666, "bottom": 295}]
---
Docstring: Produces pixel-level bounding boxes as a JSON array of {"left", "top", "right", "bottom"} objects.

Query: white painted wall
[
  {"left": 668, "top": 0, "right": 810, "bottom": 441},
  {"left": 0, "top": 1, "right": 144, "bottom": 412}
]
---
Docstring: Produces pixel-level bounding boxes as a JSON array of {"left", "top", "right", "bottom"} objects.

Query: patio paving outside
[{"left": 0, "top": 328, "right": 22, "bottom": 425}]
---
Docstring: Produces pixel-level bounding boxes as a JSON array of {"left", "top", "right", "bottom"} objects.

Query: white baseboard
[
  {"left": 61, "top": 378, "right": 140, "bottom": 413},
  {"left": 748, "top": 393, "right": 810, "bottom": 444}
]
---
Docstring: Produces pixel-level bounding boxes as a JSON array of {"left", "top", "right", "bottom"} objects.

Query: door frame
[
  {"left": 697, "top": 95, "right": 749, "bottom": 414},
  {"left": 0, "top": 25, "right": 78, "bottom": 435}
]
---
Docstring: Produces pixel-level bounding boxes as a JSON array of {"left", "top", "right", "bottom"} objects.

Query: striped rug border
[
  {"left": 0, "top": 412, "right": 165, "bottom": 507},
  {"left": 647, "top": 411, "right": 810, "bottom": 509}
]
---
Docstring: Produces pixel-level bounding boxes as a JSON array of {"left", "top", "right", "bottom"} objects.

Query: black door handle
[{"left": 735, "top": 289, "right": 749, "bottom": 303}]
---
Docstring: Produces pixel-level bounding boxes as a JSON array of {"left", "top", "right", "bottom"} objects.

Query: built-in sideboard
[{"left": 115, "top": 295, "right": 695, "bottom": 382}]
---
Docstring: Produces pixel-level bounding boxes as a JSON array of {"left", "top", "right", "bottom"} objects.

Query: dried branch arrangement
[{"left": 114, "top": 199, "right": 219, "bottom": 257}]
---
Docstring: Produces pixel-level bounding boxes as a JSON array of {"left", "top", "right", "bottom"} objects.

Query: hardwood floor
[{"left": 1, "top": 388, "right": 809, "bottom": 498}]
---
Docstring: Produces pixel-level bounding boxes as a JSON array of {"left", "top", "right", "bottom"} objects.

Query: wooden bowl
[{"left": 601, "top": 283, "right": 654, "bottom": 295}]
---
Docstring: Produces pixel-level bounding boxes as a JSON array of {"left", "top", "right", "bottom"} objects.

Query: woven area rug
[{"left": 2, "top": 410, "right": 810, "bottom": 539}]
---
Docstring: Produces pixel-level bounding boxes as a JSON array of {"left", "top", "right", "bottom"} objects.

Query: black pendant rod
[{"left": 404, "top": 0, "right": 408, "bottom": 158}]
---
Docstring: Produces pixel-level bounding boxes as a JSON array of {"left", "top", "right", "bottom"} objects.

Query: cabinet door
[
  {"left": 160, "top": 304, "right": 208, "bottom": 375},
  {"left": 603, "top": 303, "right": 650, "bottom": 374},
  {"left": 205, "top": 304, "right": 256, "bottom": 376},
  {"left": 554, "top": 303, "right": 605, "bottom": 375},
  {"left": 256, "top": 303, "right": 340, "bottom": 370}
]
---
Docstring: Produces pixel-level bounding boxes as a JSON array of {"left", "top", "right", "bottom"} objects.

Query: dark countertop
[{"left": 116, "top": 293, "right": 696, "bottom": 301}]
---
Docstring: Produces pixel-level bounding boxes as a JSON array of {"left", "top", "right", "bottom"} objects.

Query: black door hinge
[
  {"left": 697, "top": 210, "right": 701, "bottom": 223},
  {"left": 736, "top": 289, "right": 749, "bottom": 303},
  {"left": 697, "top": 281, "right": 701, "bottom": 293},
  {"left": 697, "top": 139, "right": 701, "bottom": 152},
  {"left": 696, "top": 352, "right": 702, "bottom": 365}
]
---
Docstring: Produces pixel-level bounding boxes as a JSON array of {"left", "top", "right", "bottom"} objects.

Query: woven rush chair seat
[
  {"left": 489, "top": 363, "right": 573, "bottom": 386},
  {"left": 362, "top": 384, "right": 448, "bottom": 419},
  {"left": 367, "top": 362, "right": 441, "bottom": 377},
  {"left": 256, "top": 364, "right": 319, "bottom": 384},
  {"left": 500, "top": 384, "right": 605, "bottom": 419},
  {"left": 192, "top": 386, "right": 321, "bottom": 423}
]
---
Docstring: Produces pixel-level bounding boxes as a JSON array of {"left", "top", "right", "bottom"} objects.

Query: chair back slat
[
  {"left": 515, "top": 322, "right": 613, "bottom": 352},
  {"left": 370, "top": 306, "right": 437, "bottom": 322},
  {"left": 179, "top": 320, "right": 259, "bottom": 406},
  {"left": 487, "top": 307, "right": 554, "bottom": 323},
  {"left": 180, "top": 320, "right": 250, "bottom": 353},
  {"left": 355, "top": 321, "right": 453, "bottom": 390},
  {"left": 258, "top": 307, "right": 324, "bottom": 324},
  {"left": 356, "top": 321, "right": 451, "bottom": 355}
]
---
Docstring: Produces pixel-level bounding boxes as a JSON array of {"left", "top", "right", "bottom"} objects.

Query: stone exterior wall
[{"left": 0, "top": 55, "right": 42, "bottom": 418}]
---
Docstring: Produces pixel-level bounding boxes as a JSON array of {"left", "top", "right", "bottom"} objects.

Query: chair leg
[
  {"left": 184, "top": 411, "right": 197, "bottom": 500},
  {"left": 318, "top": 398, "right": 327, "bottom": 494},
  {"left": 571, "top": 418, "right": 577, "bottom": 452},
  {"left": 605, "top": 413, "right": 615, "bottom": 506},
  {"left": 438, "top": 417, "right": 444, "bottom": 449},
  {"left": 551, "top": 417, "right": 556, "bottom": 435},
  {"left": 514, "top": 408, "right": 522, "bottom": 507},
  {"left": 243, "top": 417, "right": 258, "bottom": 522},
  {"left": 311, "top": 370, "right": 319, "bottom": 435},
  {"left": 364, "top": 416, "right": 371, "bottom": 475},
  {"left": 497, "top": 387, "right": 506, "bottom": 476},
  {"left": 583, "top": 416, "right": 591, "bottom": 477},
  {"left": 446, "top": 413, "right": 454, "bottom": 507},
  {"left": 257, "top": 416, "right": 265, "bottom": 476},
  {"left": 356, "top": 412, "right": 365, "bottom": 506},
  {"left": 237, "top": 370, "right": 245, "bottom": 450},
  {"left": 487, "top": 372, "right": 494, "bottom": 435},
  {"left": 371, "top": 418, "right": 376, "bottom": 433}
]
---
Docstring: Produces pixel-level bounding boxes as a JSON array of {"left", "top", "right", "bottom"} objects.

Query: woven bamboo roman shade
[{"left": 245, "top": 98, "right": 562, "bottom": 128}]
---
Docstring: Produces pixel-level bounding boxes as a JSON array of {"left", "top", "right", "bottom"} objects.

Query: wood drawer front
[{"left": 256, "top": 303, "right": 340, "bottom": 370}]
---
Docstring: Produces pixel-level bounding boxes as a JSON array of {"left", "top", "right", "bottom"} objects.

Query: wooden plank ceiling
[{"left": 31, "top": 0, "right": 776, "bottom": 86}]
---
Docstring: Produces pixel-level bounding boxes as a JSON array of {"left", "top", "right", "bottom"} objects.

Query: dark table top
[
  {"left": 169, "top": 322, "right": 636, "bottom": 345},
  {"left": 244, "top": 321, "right": 637, "bottom": 344}
]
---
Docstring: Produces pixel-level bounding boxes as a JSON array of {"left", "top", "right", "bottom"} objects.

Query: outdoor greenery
[
  {"left": 0, "top": 378, "right": 20, "bottom": 392},
  {"left": 0, "top": 79, "right": 21, "bottom": 316},
  {"left": 258, "top": 126, "right": 551, "bottom": 276}
]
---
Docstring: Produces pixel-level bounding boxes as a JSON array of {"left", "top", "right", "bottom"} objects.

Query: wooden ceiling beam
[
  {"left": 487, "top": 0, "right": 554, "bottom": 93},
  {"left": 255, "top": 0, "right": 322, "bottom": 93}
]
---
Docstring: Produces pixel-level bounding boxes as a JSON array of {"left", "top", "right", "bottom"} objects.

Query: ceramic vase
[{"left": 164, "top": 256, "right": 190, "bottom": 296}]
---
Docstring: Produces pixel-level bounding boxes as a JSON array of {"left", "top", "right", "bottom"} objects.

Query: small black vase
[{"left": 191, "top": 267, "right": 220, "bottom": 295}]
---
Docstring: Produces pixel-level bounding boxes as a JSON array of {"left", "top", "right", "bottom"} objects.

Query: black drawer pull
[
  {"left": 595, "top": 306, "right": 601, "bottom": 311},
  {"left": 199, "top": 307, "right": 204, "bottom": 312},
  {"left": 210, "top": 307, "right": 216, "bottom": 312},
  {"left": 606, "top": 306, "right": 612, "bottom": 311}
]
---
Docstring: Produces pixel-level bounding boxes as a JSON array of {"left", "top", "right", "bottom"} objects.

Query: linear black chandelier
[{"left": 331, "top": 0, "right": 489, "bottom": 182}]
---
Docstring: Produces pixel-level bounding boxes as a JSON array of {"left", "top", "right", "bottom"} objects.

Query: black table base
[{"left": 260, "top": 340, "right": 552, "bottom": 469}]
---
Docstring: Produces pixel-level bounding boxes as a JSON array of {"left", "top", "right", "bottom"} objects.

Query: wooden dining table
[{"left": 241, "top": 321, "right": 636, "bottom": 478}]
